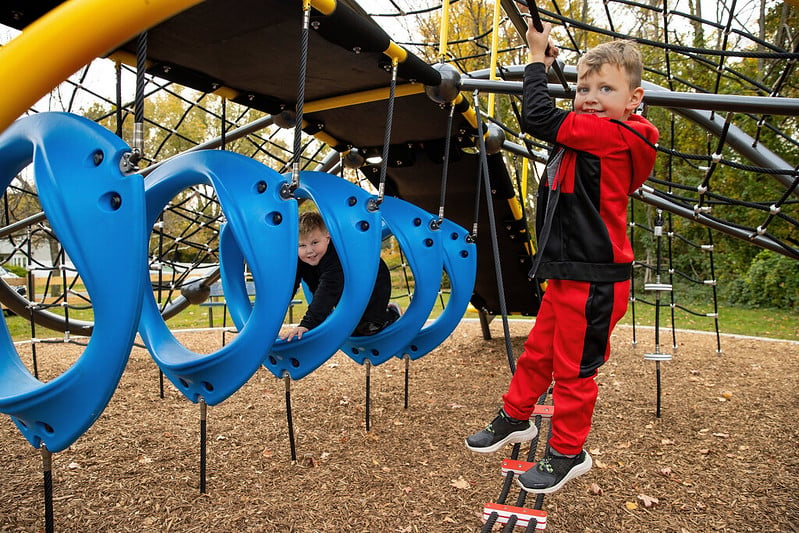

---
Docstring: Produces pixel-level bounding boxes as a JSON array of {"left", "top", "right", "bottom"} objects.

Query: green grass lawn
[
  {"left": 619, "top": 302, "right": 797, "bottom": 340},
  {"left": 3, "top": 298, "right": 796, "bottom": 342}
]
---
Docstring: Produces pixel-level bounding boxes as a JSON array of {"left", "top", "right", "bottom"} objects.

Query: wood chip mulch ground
[{"left": 1, "top": 320, "right": 797, "bottom": 532}]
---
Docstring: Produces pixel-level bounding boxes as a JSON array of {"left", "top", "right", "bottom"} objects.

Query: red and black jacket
[{"left": 522, "top": 62, "right": 659, "bottom": 283}]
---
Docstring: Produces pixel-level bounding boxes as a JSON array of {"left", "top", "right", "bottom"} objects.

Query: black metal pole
[
  {"left": 403, "top": 355, "right": 410, "bottom": 409},
  {"left": 521, "top": 0, "right": 570, "bottom": 91},
  {"left": 365, "top": 360, "right": 372, "bottom": 432},
  {"left": 284, "top": 375, "right": 297, "bottom": 462},
  {"left": 42, "top": 446, "right": 54, "bottom": 533},
  {"left": 199, "top": 399, "right": 207, "bottom": 493}
]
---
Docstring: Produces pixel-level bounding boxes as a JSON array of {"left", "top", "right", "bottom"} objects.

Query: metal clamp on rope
[{"left": 119, "top": 150, "right": 142, "bottom": 174}]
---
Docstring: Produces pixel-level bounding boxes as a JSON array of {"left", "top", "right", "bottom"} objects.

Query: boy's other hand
[
  {"left": 525, "top": 20, "right": 558, "bottom": 68},
  {"left": 280, "top": 325, "right": 308, "bottom": 342}
]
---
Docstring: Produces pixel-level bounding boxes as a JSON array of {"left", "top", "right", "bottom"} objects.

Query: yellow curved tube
[
  {"left": 0, "top": 0, "right": 203, "bottom": 134},
  {"left": 310, "top": 0, "right": 336, "bottom": 16}
]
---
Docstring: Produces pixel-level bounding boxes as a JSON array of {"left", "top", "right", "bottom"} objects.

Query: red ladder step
[
  {"left": 532, "top": 404, "right": 554, "bottom": 418},
  {"left": 483, "top": 502, "right": 547, "bottom": 529},
  {"left": 501, "top": 458, "right": 536, "bottom": 475}
]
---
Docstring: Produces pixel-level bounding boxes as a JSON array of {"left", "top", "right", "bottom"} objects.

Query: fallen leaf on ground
[
  {"left": 638, "top": 494, "right": 659, "bottom": 508},
  {"left": 589, "top": 483, "right": 603, "bottom": 495},
  {"left": 451, "top": 476, "right": 470, "bottom": 489}
]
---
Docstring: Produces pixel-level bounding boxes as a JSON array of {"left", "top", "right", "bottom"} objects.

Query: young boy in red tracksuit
[{"left": 465, "top": 22, "right": 659, "bottom": 494}]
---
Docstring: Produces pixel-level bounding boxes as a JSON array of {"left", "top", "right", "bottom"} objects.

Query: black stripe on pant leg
[{"left": 579, "top": 281, "right": 614, "bottom": 378}]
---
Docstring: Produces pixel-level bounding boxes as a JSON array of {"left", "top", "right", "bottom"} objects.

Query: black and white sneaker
[
  {"left": 517, "top": 449, "right": 592, "bottom": 494},
  {"left": 465, "top": 410, "right": 538, "bottom": 454},
  {"left": 387, "top": 302, "right": 402, "bottom": 318}
]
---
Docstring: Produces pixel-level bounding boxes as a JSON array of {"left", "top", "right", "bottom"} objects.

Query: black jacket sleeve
[{"left": 522, "top": 63, "right": 568, "bottom": 144}]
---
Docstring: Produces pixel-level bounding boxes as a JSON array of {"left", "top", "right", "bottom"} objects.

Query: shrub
[{"left": 726, "top": 250, "right": 799, "bottom": 310}]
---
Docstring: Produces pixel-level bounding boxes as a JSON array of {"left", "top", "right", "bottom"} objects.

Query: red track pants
[{"left": 502, "top": 278, "right": 630, "bottom": 455}]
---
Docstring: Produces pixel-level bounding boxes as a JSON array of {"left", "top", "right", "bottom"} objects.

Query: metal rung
[
  {"left": 644, "top": 283, "right": 672, "bottom": 292},
  {"left": 644, "top": 352, "right": 672, "bottom": 361},
  {"left": 483, "top": 503, "right": 547, "bottom": 530},
  {"left": 502, "top": 458, "right": 535, "bottom": 476}
]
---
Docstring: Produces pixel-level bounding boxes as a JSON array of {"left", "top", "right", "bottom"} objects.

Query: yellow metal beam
[
  {"left": 310, "top": 0, "right": 336, "bottom": 16},
  {"left": 452, "top": 93, "right": 478, "bottom": 130},
  {"left": 110, "top": 47, "right": 426, "bottom": 120},
  {"left": 304, "top": 84, "right": 425, "bottom": 113},
  {"left": 439, "top": 0, "right": 451, "bottom": 62},
  {"left": 487, "top": 0, "right": 502, "bottom": 118}
]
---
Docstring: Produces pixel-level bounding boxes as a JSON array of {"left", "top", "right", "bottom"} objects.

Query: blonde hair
[
  {"left": 577, "top": 40, "right": 643, "bottom": 89},
  {"left": 299, "top": 211, "right": 326, "bottom": 238}
]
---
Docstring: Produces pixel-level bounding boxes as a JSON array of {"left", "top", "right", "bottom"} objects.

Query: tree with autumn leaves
[{"left": 409, "top": 0, "right": 797, "bottom": 309}]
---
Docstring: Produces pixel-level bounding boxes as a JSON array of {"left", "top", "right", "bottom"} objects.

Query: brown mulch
[{"left": 1, "top": 321, "right": 797, "bottom": 532}]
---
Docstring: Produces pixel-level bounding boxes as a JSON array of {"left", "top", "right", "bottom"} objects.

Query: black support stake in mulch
[
  {"left": 284, "top": 374, "right": 297, "bottom": 462},
  {"left": 199, "top": 398, "right": 207, "bottom": 493},
  {"left": 656, "top": 361, "right": 663, "bottom": 418},
  {"left": 403, "top": 354, "right": 410, "bottom": 410},
  {"left": 41, "top": 446, "right": 54, "bottom": 533},
  {"left": 365, "top": 360, "right": 372, "bottom": 432},
  {"left": 643, "top": 211, "right": 673, "bottom": 418}
]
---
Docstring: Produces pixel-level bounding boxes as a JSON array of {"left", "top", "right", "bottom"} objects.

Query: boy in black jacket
[
  {"left": 280, "top": 211, "right": 398, "bottom": 341},
  {"left": 466, "top": 22, "right": 659, "bottom": 494}
]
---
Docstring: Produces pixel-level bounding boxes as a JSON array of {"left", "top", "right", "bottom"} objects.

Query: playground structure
[{"left": 0, "top": 0, "right": 797, "bottom": 531}]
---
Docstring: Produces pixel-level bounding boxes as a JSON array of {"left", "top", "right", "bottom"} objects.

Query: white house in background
[
  {"left": 0, "top": 233, "right": 219, "bottom": 285},
  {"left": 0, "top": 235, "right": 73, "bottom": 277}
]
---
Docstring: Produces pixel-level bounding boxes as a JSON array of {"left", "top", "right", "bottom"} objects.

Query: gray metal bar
[
  {"left": 314, "top": 149, "right": 342, "bottom": 173},
  {"left": 501, "top": 139, "right": 548, "bottom": 163},
  {"left": 462, "top": 65, "right": 799, "bottom": 116},
  {"left": 464, "top": 65, "right": 798, "bottom": 196},
  {"left": 0, "top": 211, "right": 47, "bottom": 239},
  {"left": 633, "top": 187, "right": 798, "bottom": 260},
  {"left": 669, "top": 104, "right": 798, "bottom": 193},
  {"left": 141, "top": 114, "right": 277, "bottom": 176}
]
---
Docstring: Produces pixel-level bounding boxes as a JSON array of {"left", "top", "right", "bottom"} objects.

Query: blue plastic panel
[
  {"left": 340, "top": 196, "right": 443, "bottom": 366},
  {"left": 221, "top": 171, "right": 382, "bottom": 380},
  {"left": 0, "top": 112, "right": 147, "bottom": 452},
  {"left": 399, "top": 218, "right": 476, "bottom": 360},
  {"left": 138, "top": 150, "right": 297, "bottom": 405}
]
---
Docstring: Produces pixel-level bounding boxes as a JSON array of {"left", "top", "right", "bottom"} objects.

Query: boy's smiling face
[
  {"left": 574, "top": 63, "right": 644, "bottom": 121},
  {"left": 298, "top": 227, "right": 330, "bottom": 266}
]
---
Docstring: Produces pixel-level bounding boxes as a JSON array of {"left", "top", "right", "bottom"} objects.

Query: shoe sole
[
  {"left": 464, "top": 425, "right": 538, "bottom": 454},
  {"left": 517, "top": 451, "right": 593, "bottom": 494}
]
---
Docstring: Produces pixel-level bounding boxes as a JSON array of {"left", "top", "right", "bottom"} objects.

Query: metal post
[
  {"left": 199, "top": 398, "right": 207, "bottom": 493},
  {"left": 41, "top": 446, "right": 54, "bottom": 533},
  {"left": 365, "top": 360, "right": 372, "bottom": 432},
  {"left": 284, "top": 374, "right": 297, "bottom": 462},
  {"left": 403, "top": 354, "right": 410, "bottom": 409}
]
